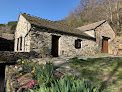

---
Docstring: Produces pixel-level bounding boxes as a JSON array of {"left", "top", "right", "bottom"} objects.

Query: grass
[{"left": 69, "top": 57, "right": 122, "bottom": 92}]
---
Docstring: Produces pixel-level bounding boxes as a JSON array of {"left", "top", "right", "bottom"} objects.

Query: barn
[{"left": 14, "top": 13, "right": 115, "bottom": 57}]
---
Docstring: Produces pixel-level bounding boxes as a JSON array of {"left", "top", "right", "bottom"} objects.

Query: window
[
  {"left": 75, "top": 39, "right": 82, "bottom": 49},
  {"left": 20, "top": 37, "right": 22, "bottom": 50},
  {"left": 17, "top": 38, "right": 19, "bottom": 51}
]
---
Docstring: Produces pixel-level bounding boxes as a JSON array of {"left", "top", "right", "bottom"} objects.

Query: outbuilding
[{"left": 14, "top": 13, "right": 115, "bottom": 57}]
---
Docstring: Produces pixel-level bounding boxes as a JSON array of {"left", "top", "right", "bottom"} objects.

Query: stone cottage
[
  {"left": 77, "top": 20, "right": 115, "bottom": 54},
  {"left": 14, "top": 13, "right": 115, "bottom": 57}
]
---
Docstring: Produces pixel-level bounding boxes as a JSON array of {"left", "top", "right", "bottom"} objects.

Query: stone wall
[
  {"left": 30, "top": 28, "right": 99, "bottom": 57},
  {"left": 59, "top": 35, "right": 98, "bottom": 56},
  {"left": 14, "top": 13, "right": 31, "bottom": 52},
  {"left": 30, "top": 30, "right": 52, "bottom": 55},
  {"left": 110, "top": 37, "right": 122, "bottom": 55},
  {"left": 95, "top": 22, "right": 115, "bottom": 53},
  {"left": 5, "top": 65, "right": 29, "bottom": 92},
  {"left": 0, "top": 51, "right": 40, "bottom": 63}
]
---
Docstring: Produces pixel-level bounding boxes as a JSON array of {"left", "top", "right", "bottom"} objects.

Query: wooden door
[
  {"left": 102, "top": 38, "right": 108, "bottom": 53},
  {"left": 51, "top": 35, "right": 60, "bottom": 57}
]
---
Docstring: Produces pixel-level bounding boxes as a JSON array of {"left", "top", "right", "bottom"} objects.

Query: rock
[
  {"left": 74, "top": 72, "right": 82, "bottom": 77},
  {"left": 17, "top": 87, "right": 23, "bottom": 92},
  {"left": 12, "top": 82, "right": 21, "bottom": 88},
  {"left": 65, "top": 68, "right": 74, "bottom": 71},
  {"left": 84, "top": 79, "right": 92, "bottom": 84}
]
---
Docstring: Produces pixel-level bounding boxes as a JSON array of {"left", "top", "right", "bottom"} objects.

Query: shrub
[
  {"left": 30, "top": 76, "right": 99, "bottom": 92},
  {"left": 16, "top": 59, "right": 35, "bottom": 73},
  {"left": 33, "top": 61, "right": 54, "bottom": 86}
]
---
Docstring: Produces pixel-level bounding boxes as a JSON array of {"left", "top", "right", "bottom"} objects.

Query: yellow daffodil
[
  {"left": 20, "top": 73, "right": 22, "bottom": 75},
  {"left": 22, "top": 61, "right": 24, "bottom": 64},
  {"left": 32, "top": 70, "right": 34, "bottom": 73},
  {"left": 43, "top": 66, "right": 44, "bottom": 69},
  {"left": 35, "top": 63, "right": 38, "bottom": 66},
  {"left": 50, "top": 61, "right": 52, "bottom": 63},
  {"left": 50, "top": 64, "right": 52, "bottom": 66},
  {"left": 33, "top": 67, "right": 35, "bottom": 70},
  {"left": 38, "top": 79, "right": 40, "bottom": 83}
]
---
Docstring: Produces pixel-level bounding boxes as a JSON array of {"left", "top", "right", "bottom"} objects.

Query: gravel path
[{"left": 32, "top": 55, "right": 122, "bottom": 67}]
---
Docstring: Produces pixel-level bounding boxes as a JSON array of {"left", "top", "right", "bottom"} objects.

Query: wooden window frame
[{"left": 75, "top": 39, "right": 82, "bottom": 49}]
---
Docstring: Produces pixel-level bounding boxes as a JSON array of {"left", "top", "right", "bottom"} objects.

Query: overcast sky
[{"left": 0, "top": 0, "right": 80, "bottom": 24}]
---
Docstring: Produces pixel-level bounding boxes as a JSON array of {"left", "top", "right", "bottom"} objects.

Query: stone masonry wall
[
  {"left": 30, "top": 29, "right": 99, "bottom": 57},
  {"left": 59, "top": 35, "right": 98, "bottom": 57},
  {"left": 30, "top": 30, "right": 52, "bottom": 55},
  {"left": 0, "top": 51, "right": 40, "bottom": 63},
  {"left": 95, "top": 22, "right": 115, "bottom": 53},
  {"left": 110, "top": 37, "right": 122, "bottom": 55},
  {"left": 5, "top": 65, "right": 29, "bottom": 92},
  {"left": 14, "top": 14, "right": 31, "bottom": 52}
]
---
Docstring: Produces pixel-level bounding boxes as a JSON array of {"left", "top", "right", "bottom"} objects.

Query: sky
[{"left": 0, "top": 0, "right": 80, "bottom": 24}]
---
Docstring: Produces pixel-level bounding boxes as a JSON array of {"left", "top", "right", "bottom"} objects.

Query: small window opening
[
  {"left": 20, "top": 37, "right": 22, "bottom": 50},
  {"left": 17, "top": 38, "right": 19, "bottom": 51},
  {"left": 75, "top": 39, "right": 82, "bottom": 49}
]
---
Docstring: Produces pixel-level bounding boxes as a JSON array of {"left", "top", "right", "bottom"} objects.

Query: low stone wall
[
  {"left": 5, "top": 65, "right": 29, "bottom": 92},
  {"left": 110, "top": 37, "right": 122, "bottom": 55},
  {"left": 0, "top": 51, "right": 42, "bottom": 63}
]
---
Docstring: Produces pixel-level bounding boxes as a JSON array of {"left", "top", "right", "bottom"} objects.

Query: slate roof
[
  {"left": 77, "top": 20, "right": 106, "bottom": 31},
  {"left": 21, "top": 13, "right": 92, "bottom": 38}
]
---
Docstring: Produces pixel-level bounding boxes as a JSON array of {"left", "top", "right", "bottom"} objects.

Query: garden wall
[
  {"left": 110, "top": 36, "right": 122, "bottom": 55},
  {"left": 0, "top": 51, "right": 41, "bottom": 63},
  {"left": 5, "top": 65, "right": 29, "bottom": 92}
]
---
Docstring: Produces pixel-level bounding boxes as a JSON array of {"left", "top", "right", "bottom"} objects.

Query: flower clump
[
  {"left": 15, "top": 56, "right": 54, "bottom": 90},
  {"left": 28, "top": 80, "right": 35, "bottom": 88}
]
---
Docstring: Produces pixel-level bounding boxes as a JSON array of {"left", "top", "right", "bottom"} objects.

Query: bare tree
[{"left": 64, "top": 0, "right": 122, "bottom": 35}]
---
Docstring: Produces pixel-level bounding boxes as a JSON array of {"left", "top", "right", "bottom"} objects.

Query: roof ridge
[
  {"left": 22, "top": 13, "right": 75, "bottom": 28},
  {"left": 21, "top": 13, "right": 93, "bottom": 38},
  {"left": 22, "top": 13, "right": 54, "bottom": 22}
]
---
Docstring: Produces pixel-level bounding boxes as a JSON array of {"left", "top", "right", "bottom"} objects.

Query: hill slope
[{"left": 0, "top": 21, "right": 17, "bottom": 35}]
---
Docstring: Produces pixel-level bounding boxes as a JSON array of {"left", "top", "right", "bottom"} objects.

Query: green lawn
[{"left": 69, "top": 57, "right": 122, "bottom": 92}]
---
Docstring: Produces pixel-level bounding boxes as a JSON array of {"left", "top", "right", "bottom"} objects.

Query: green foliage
[
  {"left": 32, "top": 76, "right": 99, "bottom": 92},
  {"left": 69, "top": 57, "right": 122, "bottom": 92},
  {"left": 0, "top": 24, "right": 5, "bottom": 27},
  {"left": 8, "top": 21, "right": 17, "bottom": 26},
  {"left": 17, "top": 59, "right": 35, "bottom": 73},
  {"left": 8, "top": 21, "right": 17, "bottom": 33},
  {"left": 16, "top": 58, "right": 100, "bottom": 92},
  {"left": 34, "top": 61, "right": 54, "bottom": 86}
]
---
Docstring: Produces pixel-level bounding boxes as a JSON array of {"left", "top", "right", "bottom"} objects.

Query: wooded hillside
[
  {"left": 0, "top": 0, "right": 121, "bottom": 36},
  {"left": 61, "top": 0, "right": 122, "bottom": 36},
  {"left": 0, "top": 21, "right": 17, "bottom": 35}
]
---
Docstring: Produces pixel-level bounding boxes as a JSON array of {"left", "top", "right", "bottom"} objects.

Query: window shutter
[
  {"left": 75, "top": 40, "right": 78, "bottom": 48},
  {"left": 75, "top": 39, "right": 82, "bottom": 49}
]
